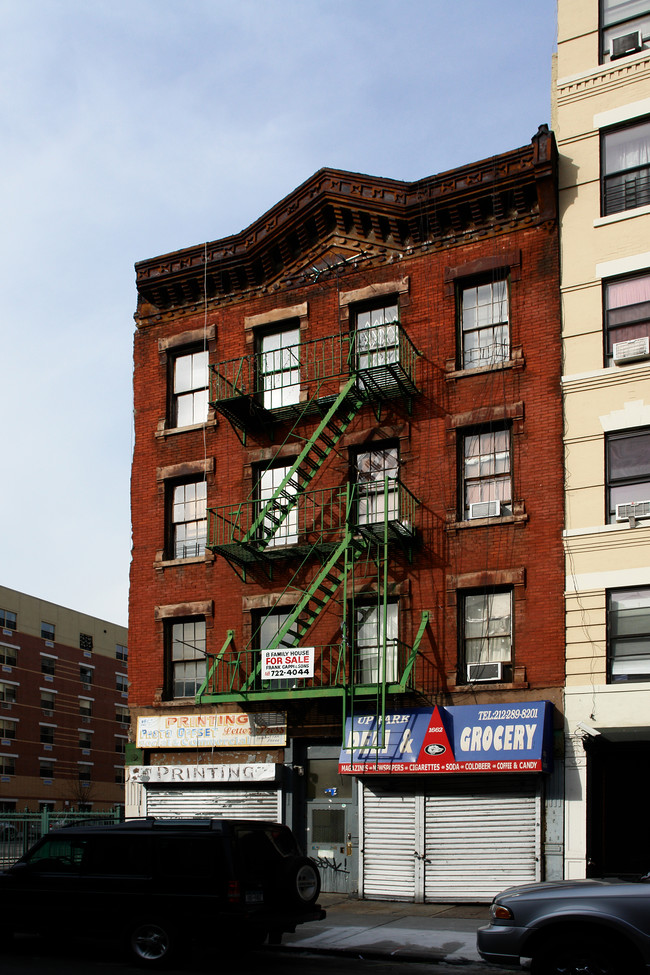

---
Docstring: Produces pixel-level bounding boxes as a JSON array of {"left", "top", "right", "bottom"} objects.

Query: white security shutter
[
  {"left": 360, "top": 776, "right": 541, "bottom": 902},
  {"left": 144, "top": 788, "right": 282, "bottom": 821},
  {"left": 424, "top": 776, "right": 540, "bottom": 902},
  {"left": 361, "top": 783, "right": 417, "bottom": 899}
]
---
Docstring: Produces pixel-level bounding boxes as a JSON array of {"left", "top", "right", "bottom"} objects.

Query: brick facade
[{"left": 130, "top": 127, "right": 564, "bottom": 750}]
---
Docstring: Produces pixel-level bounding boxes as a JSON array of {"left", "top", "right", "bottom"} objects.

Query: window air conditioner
[
  {"left": 469, "top": 499, "right": 501, "bottom": 520},
  {"left": 613, "top": 336, "right": 650, "bottom": 363},
  {"left": 467, "top": 662, "right": 503, "bottom": 682},
  {"left": 616, "top": 500, "right": 650, "bottom": 522},
  {"left": 611, "top": 30, "right": 643, "bottom": 59}
]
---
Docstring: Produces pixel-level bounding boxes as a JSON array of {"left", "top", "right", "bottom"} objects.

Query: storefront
[
  {"left": 126, "top": 711, "right": 288, "bottom": 821},
  {"left": 339, "top": 702, "right": 555, "bottom": 902}
]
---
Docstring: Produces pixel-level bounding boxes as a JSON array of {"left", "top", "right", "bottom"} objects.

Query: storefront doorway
[
  {"left": 586, "top": 737, "right": 650, "bottom": 877},
  {"left": 305, "top": 751, "right": 358, "bottom": 894}
]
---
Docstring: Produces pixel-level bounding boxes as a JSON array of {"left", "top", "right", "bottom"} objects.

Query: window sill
[
  {"left": 154, "top": 552, "right": 215, "bottom": 570},
  {"left": 155, "top": 417, "right": 217, "bottom": 439},
  {"left": 448, "top": 680, "right": 530, "bottom": 692},
  {"left": 595, "top": 203, "right": 650, "bottom": 227},
  {"left": 444, "top": 348, "right": 525, "bottom": 380},
  {"left": 446, "top": 511, "right": 528, "bottom": 531}
]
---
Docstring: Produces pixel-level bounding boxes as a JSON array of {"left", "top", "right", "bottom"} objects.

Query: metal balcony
[
  {"left": 209, "top": 325, "right": 421, "bottom": 434},
  {"left": 195, "top": 637, "right": 426, "bottom": 703},
  {"left": 207, "top": 480, "right": 419, "bottom": 566}
]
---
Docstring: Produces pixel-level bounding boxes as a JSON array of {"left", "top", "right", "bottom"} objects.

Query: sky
[{"left": 0, "top": 0, "right": 556, "bottom": 628}]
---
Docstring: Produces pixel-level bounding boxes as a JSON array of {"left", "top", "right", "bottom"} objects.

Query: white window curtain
[{"left": 605, "top": 122, "right": 650, "bottom": 175}]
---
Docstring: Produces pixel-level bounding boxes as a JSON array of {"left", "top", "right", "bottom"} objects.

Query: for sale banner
[
  {"left": 262, "top": 647, "right": 314, "bottom": 680},
  {"left": 339, "top": 701, "right": 553, "bottom": 774}
]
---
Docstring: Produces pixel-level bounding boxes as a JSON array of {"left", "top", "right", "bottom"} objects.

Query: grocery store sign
[
  {"left": 136, "top": 712, "right": 286, "bottom": 749},
  {"left": 339, "top": 702, "right": 553, "bottom": 774},
  {"left": 262, "top": 647, "right": 314, "bottom": 680}
]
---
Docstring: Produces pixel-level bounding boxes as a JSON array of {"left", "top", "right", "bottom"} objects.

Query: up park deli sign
[{"left": 339, "top": 702, "right": 553, "bottom": 775}]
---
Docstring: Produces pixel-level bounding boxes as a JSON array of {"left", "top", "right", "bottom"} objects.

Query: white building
[{"left": 553, "top": 0, "right": 650, "bottom": 877}]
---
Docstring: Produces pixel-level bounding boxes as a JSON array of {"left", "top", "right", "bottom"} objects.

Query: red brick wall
[{"left": 129, "top": 221, "right": 563, "bottom": 711}]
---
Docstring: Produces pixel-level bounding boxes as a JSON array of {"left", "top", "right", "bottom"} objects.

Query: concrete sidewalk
[{"left": 281, "top": 893, "right": 491, "bottom": 965}]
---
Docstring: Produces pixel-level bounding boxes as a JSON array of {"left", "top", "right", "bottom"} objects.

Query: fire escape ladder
[
  {"left": 398, "top": 609, "right": 429, "bottom": 691},
  {"left": 242, "top": 376, "right": 363, "bottom": 548},
  {"left": 195, "top": 629, "right": 234, "bottom": 703},
  {"left": 240, "top": 527, "right": 363, "bottom": 692}
]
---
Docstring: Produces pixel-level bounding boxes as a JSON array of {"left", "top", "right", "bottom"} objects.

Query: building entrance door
[{"left": 305, "top": 755, "right": 358, "bottom": 894}]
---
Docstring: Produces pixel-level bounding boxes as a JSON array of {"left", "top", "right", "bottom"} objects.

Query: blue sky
[{"left": 0, "top": 1, "right": 556, "bottom": 627}]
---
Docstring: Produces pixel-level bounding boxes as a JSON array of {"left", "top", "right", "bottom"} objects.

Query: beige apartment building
[{"left": 553, "top": 0, "right": 650, "bottom": 878}]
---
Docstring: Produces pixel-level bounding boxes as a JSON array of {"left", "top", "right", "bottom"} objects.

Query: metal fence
[{"left": 0, "top": 807, "right": 123, "bottom": 869}]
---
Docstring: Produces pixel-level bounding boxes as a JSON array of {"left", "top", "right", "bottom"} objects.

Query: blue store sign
[{"left": 339, "top": 701, "right": 553, "bottom": 774}]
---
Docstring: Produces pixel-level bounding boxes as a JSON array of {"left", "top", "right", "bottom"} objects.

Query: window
[
  {"left": 40, "top": 725, "right": 55, "bottom": 746},
  {"left": 79, "top": 698, "right": 93, "bottom": 719},
  {"left": 79, "top": 730, "right": 92, "bottom": 749},
  {"left": 609, "top": 587, "right": 650, "bottom": 681},
  {"left": 41, "top": 622, "right": 55, "bottom": 642},
  {"left": 115, "top": 736, "right": 127, "bottom": 754},
  {"left": 41, "top": 690, "right": 55, "bottom": 713},
  {"left": 79, "top": 633, "right": 93, "bottom": 652},
  {"left": 257, "top": 464, "right": 298, "bottom": 547},
  {"left": 354, "top": 299, "right": 399, "bottom": 371},
  {"left": 461, "top": 427, "right": 512, "bottom": 519},
  {"left": 170, "top": 479, "right": 207, "bottom": 558},
  {"left": 461, "top": 590, "right": 513, "bottom": 683},
  {"left": 459, "top": 278, "right": 509, "bottom": 368},
  {"left": 80, "top": 666, "right": 93, "bottom": 686},
  {"left": 354, "top": 601, "right": 398, "bottom": 684},
  {"left": 259, "top": 327, "right": 300, "bottom": 409},
  {"left": 1, "top": 755, "right": 16, "bottom": 776},
  {"left": 355, "top": 446, "right": 399, "bottom": 525},
  {"left": 116, "top": 674, "right": 128, "bottom": 694},
  {"left": 116, "top": 705, "right": 129, "bottom": 725},
  {"left": 172, "top": 349, "right": 209, "bottom": 427},
  {"left": 0, "top": 719, "right": 16, "bottom": 740},
  {"left": 602, "top": 119, "right": 650, "bottom": 215},
  {"left": 0, "top": 645, "right": 17, "bottom": 667},
  {"left": 39, "top": 759, "right": 54, "bottom": 779},
  {"left": 604, "top": 271, "right": 650, "bottom": 363},
  {"left": 41, "top": 655, "right": 55, "bottom": 677},
  {"left": 115, "top": 767, "right": 125, "bottom": 785},
  {"left": 78, "top": 763, "right": 92, "bottom": 782},
  {"left": 606, "top": 427, "right": 650, "bottom": 522},
  {"left": 255, "top": 607, "right": 296, "bottom": 690},
  {"left": 168, "top": 619, "right": 206, "bottom": 698},
  {"left": 0, "top": 609, "right": 16, "bottom": 631},
  {"left": 116, "top": 643, "right": 128, "bottom": 662},
  {"left": 0, "top": 682, "right": 16, "bottom": 704},
  {"left": 600, "top": 0, "right": 650, "bottom": 62}
]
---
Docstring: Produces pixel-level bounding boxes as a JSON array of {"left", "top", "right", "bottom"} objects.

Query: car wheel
[
  {"left": 531, "top": 937, "right": 640, "bottom": 975},
  {"left": 129, "top": 921, "right": 175, "bottom": 968},
  {"left": 284, "top": 856, "right": 321, "bottom": 907}
]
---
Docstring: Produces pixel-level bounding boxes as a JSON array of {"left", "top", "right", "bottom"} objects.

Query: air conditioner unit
[
  {"left": 611, "top": 30, "right": 643, "bottom": 59},
  {"left": 467, "top": 662, "right": 503, "bottom": 682},
  {"left": 613, "top": 336, "right": 650, "bottom": 363},
  {"left": 469, "top": 500, "right": 501, "bottom": 520},
  {"left": 616, "top": 500, "right": 650, "bottom": 522}
]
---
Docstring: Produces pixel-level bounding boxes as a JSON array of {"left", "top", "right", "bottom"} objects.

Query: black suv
[{"left": 0, "top": 818, "right": 324, "bottom": 966}]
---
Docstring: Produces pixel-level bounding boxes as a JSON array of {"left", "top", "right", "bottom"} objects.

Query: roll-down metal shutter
[
  {"left": 361, "top": 787, "right": 417, "bottom": 900},
  {"left": 424, "top": 776, "right": 540, "bottom": 902},
  {"left": 143, "top": 788, "right": 282, "bottom": 821},
  {"left": 362, "top": 776, "right": 540, "bottom": 902}
]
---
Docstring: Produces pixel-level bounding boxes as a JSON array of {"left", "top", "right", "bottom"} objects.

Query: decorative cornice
[{"left": 134, "top": 128, "right": 557, "bottom": 324}]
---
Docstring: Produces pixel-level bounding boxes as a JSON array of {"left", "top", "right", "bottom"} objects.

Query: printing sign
[
  {"left": 136, "top": 711, "right": 286, "bottom": 749},
  {"left": 262, "top": 647, "right": 314, "bottom": 681},
  {"left": 339, "top": 701, "right": 553, "bottom": 774}
]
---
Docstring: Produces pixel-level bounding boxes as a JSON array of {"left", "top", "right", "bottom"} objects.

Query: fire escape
[{"left": 196, "top": 316, "right": 430, "bottom": 724}]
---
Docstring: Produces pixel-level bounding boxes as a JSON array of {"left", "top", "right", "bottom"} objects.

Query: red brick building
[
  {"left": 128, "top": 126, "right": 564, "bottom": 901},
  {"left": 0, "top": 585, "right": 128, "bottom": 817}
]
